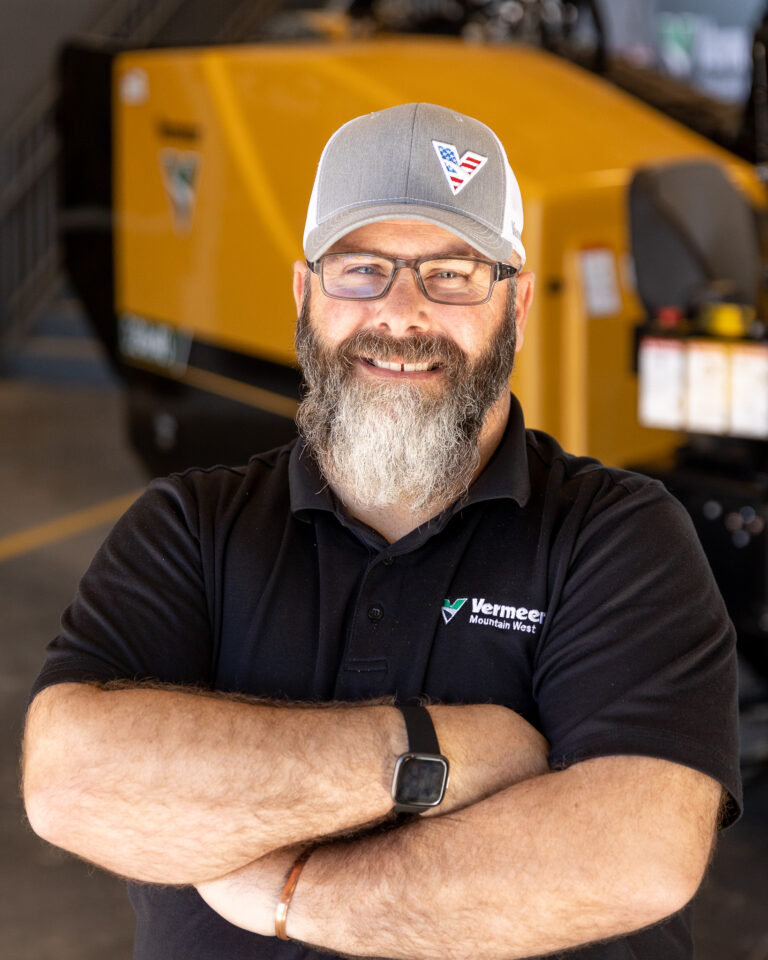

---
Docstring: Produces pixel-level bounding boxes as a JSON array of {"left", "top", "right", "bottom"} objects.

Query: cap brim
[{"left": 305, "top": 202, "right": 525, "bottom": 266}]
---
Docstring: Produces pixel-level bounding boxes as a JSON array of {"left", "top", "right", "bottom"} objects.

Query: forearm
[
  {"left": 199, "top": 756, "right": 721, "bottom": 960},
  {"left": 23, "top": 685, "right": 549, "bottom": 886},
  {"left": 22, "top": 683, "right": 401, "bottom": 884}
]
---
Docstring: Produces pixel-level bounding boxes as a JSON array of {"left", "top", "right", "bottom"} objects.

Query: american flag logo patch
[{"left": 432, "top": 140, "right": 488, "bottom": 195}]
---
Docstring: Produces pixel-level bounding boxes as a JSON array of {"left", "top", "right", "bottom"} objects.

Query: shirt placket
[{"left": 333, "top": 550, "right": 412, "bottom": 701}]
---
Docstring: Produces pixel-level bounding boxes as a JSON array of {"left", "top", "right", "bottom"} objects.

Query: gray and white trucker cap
[{"left": 303, "top": 102, "right": 525, "bottom": 265}]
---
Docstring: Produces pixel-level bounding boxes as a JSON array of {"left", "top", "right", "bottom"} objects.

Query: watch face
[{"left": 393, "top": 754, "right": 448, "bottom": 807}]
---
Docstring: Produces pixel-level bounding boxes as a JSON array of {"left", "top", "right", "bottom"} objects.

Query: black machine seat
[
  {"left": 628, "top": 161, "right": 768, "bottom": 686},
  {"left": 629, "top": 160, "right": 761, "bottom": 316}
]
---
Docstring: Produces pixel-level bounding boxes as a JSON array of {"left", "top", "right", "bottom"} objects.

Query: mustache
[{"left": 335, "top": 329, "right": 467, "bottom": 371}]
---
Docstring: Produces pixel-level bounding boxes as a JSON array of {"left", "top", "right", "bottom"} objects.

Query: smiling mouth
[{"left": 363, "top": 357, "right": 441, "bottom": 373}]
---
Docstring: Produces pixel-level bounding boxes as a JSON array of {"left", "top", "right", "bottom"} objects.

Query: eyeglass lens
[{"left": 320, "top": 254, "right": 495, "bottom": 304}]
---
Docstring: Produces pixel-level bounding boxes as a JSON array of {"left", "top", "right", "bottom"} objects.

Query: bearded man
[{"left": 23, "top": 103, "right": 739, "bottom": 960}]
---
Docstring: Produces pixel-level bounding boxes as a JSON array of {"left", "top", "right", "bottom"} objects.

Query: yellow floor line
[{"left": 0, "top": 490, "right": 143, "bottom": 564}]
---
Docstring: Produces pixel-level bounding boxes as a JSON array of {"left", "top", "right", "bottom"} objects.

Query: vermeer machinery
[{"left": 59, "top": 32, "right": 768, "bottom": 686}]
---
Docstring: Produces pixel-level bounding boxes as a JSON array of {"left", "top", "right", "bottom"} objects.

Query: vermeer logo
[
  {"left": 160, "top": 148, "right": 201, "bottom": 234},
  {"left": 442, "top": 596, "right": 546, "bottom": 634},
  {"left": 468, "top": 598, "right": 546, "bottom": 634},
  {"left": 442, "top": 597, "right": 468, "bottom": 625}
]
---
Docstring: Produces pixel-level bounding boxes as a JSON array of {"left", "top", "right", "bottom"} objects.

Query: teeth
[{"left": 368, "top": 358, "right": 435, "bottom": 372}]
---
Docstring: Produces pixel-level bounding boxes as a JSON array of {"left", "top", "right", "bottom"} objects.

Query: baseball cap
[{"left": 303, "top": 102, "right": 525, "bottom": 266}]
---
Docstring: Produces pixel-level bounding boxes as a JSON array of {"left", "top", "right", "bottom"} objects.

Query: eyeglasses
[{"left": 306, "top": 253, "right": 519, "bottom": 306}]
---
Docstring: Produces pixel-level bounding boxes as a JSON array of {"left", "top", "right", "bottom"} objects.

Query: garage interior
[{"left": 2, "top": 1, "right": 768, "bottom": 958}]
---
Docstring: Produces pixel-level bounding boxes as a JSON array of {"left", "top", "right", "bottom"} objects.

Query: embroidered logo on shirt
[
  {"left": 442, "top": 597, "right": 547, "bottom": 633},
  {"left": 432, "top": 141, "right": 488, "bottom": 195},
  {"left": 442, "top": 597, "right": 468, "bottom": 624}
]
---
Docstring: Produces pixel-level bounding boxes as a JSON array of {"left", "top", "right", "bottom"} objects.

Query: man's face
[
  {"left": 292, "top": 220, "right": 532, "bottom": 513},
  {"left": 296, "top": 220, "right": 526, "bottom": 376}
]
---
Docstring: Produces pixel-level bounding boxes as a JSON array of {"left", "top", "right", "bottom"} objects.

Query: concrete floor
[
  {"left": 1, "top": 377, "right": 142, "bottom": 959},
  {"left": 1, "top": 322, "right": 768, "bottom": 959}
]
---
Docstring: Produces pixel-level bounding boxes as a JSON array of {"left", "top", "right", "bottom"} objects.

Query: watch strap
[
  {"left": 392, "top": 705, "right": 449, "bottom": 814},
  {"left": 398, "top": 705, "right": 440, "bottom": 755}
]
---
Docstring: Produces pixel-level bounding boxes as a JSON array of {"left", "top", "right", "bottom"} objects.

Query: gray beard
[{"left": 295, "top": 282, "right": 517, "bottom": 514}]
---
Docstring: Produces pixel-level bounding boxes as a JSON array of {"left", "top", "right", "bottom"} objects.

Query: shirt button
[
  {"left": 368, "top": 605, "right": 384, "bottom": 621},
  {"left": 382, "top": 556, "right": 395, "bottom": 566}
]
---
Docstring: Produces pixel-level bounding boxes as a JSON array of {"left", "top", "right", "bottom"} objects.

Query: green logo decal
[
  {"left": 160, "top": 148, "right": 202, "bottom": 234},
  {"left": 442, "top": 597, "right": 468, "bottom": 625}
]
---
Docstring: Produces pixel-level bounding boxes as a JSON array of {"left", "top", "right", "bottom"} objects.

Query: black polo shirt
[{"left": 31, "top": 395, "right": 740, "bottom": 960}]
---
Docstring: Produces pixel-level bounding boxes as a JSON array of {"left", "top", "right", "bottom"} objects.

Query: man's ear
[
  {"left": 514, "top": 271, "right": 535, "bottom": 353},
  {"left": 292, "top": 261, "right": 308, "bottom": 313}
]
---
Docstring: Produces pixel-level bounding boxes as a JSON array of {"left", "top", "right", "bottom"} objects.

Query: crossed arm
[{"left": 22, "top": 681, "right": 722, "bottom": 960}]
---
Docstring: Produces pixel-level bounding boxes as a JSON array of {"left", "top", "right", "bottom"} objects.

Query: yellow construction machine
[
  {"left": 58, "top": 28, "right": 763, "bottom": 471},
  {"left": 57, "top": 15, "right": 768, "bottom": 686}
]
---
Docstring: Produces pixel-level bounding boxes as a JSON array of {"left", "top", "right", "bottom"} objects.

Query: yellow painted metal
[{"left": 113, "top": 36, "right": 765, "bottom": 465}]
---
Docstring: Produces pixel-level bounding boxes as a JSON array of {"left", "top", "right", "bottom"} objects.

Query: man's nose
[{"left": 371, "top": 267, "right": 431, "bottom": 336}]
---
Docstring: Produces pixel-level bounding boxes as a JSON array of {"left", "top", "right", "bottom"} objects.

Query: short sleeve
[
  {"left": 30, "top": 476, "right": 215, "bottom": 699},
  {"left": 534, "top": 475, "right": 741, "bottom": 825}
]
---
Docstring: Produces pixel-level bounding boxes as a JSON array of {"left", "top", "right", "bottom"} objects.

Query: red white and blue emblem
[{"left": 432, "top": 140, "right": 488, "bottom": 195}]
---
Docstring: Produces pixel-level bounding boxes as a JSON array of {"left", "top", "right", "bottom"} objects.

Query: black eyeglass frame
[{"left": 306, "top": 254, "right": 519, "bottom": 306}]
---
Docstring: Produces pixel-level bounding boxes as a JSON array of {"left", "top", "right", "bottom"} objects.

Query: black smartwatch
[{"left": 391, "top": 705, "right": 450, "bottom": 814}]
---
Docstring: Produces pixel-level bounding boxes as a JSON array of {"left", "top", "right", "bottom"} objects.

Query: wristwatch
[{"left": 391, "top": 705, "right": 450, "bottom": 814}]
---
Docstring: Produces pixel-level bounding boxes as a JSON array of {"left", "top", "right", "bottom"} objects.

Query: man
[{"left": 23, "top": 103, "right": 739, "bottom": 960}]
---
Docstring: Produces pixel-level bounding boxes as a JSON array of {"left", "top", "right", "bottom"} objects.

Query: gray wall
[{"left": 0, "top": 0, "right": 110, "bottom": 128}]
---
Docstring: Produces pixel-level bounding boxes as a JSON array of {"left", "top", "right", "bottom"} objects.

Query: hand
[
  {"left": 425, "top": 704, "right": 549, "bottom": 816},
  {"left": 196, "top": 704, "right": 549, "bottom": 935},
  {"left": 195, "top": 845, "right": 302, "bottom": 936}
]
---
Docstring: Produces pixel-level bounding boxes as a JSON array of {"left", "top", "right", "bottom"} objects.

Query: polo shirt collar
[
  {"left": 289, "top": 392, "right": 531, "bottom": 527},
  {"left": 460, "top": 393, "right": 531, "bottom": 510}
]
